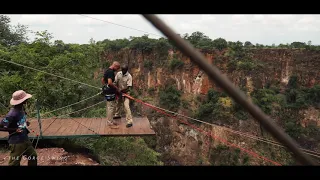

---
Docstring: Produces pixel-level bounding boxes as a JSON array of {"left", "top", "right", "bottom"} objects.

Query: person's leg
[
  {"left": 114, "top": 97, "right": 122, "bottom": 119},
  {"left": 23, "top": 139, "right": 37, "bottom": 166},
  {"left": 8, "top": 143, "right": 25, "bottom": 166},
  {"left": 107, "top": 100, "right": 118, "bottom": 128},
  {"left": 124, "top": 97, "right": 133, "bottom": 127}
]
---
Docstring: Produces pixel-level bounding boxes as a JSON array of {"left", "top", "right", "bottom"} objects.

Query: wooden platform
[{"left": 0, "top": 117, "right": 155, "bottom": 140}]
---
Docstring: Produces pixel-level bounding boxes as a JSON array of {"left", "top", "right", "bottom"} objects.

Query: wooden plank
[
  {"left": 78, "top": 118, "right": 92, "bottom": 135},
  {"left": 103, "top": 118, "right": 122, "bottom": 134},
  {"left": 123, "top": 118, "right": 134, "bottom": 135},
  {"left": 98, "top": 118, "right": 106, "bottom": 134},
  {"left": 137, "top": 117, "right": 148, "bottom": 134},
  {"left": 27, "top": 118, "right": 41, "bottom": 137},
  {"left": 0, "top": 117, "right": 156, "bottom": 140},
  {"left": 116, "top": 118, "right": 125, "bottom": 135},
  {"left": 103, "top": 118, "right": 111, "bottom": 135},
  {"left": 55, "top": 118, "right": 75, "bottom": 136},
  {"left": 89, "top": 118, "right": 102, "bottom": 135},
  {"left": 39, "top": 118, "right": 56, "bottom": 134},
  {"left": 73, "top": 118, "right": 87, "bottom": 135},
  {"left": 144, "top": 117, "right": 156, "bottom": 134},
  {"left": 81, "top": 118, "right": 94, "bottom": 135},
  {"left": 43, "top": 119, "right": 64, "bottom": 136},
  {"left": 101, "top": 117, "right": 155, "bottom": 135},
  {"left": 131, "top": 117, "right": 154, "bottom": 135},
  {"left": 63, "top": 118, "right": 81, "bottom": 136},
  {"left": 96, "top": 118, "right": 104, "bottom": 134},
  {"left": 0, "top": 131, "right": 8, "bottom": 139}
]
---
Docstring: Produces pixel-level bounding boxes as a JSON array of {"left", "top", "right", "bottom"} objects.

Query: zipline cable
[
  {"left": 0, "top": 59, "right": 101, "bottom": 90},
  {"left": 78, "top": 14, "right": 164, "bottom": 38},
  {"left": 141, "top": 14, "right": 317, "bottom": 165},
  {"left": 138, "top": 100, "right": 320, "bottom": 158},
  {"left": 124, "top": 93, "right": 282, "bottom": 166}
]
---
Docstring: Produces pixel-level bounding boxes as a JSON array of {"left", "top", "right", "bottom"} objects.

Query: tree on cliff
[
  {"left": 244, "top": 41, "right": 253, "bottom": 47},
  {"left": 183, "top": 31, "right": 214, "bottom": 51},
  {"left": 0, "top": 15, "right": 28, "bottom": 47},
  {"left": 212, "top": 38, "right": 228, "bottom": 51},
  {"left": 290, "top": 41, "right": 306, "bottom": 48}
]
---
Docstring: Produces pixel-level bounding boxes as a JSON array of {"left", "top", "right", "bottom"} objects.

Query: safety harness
[{"left": 101, "top": 84, "right": 116, "bottom": 101}]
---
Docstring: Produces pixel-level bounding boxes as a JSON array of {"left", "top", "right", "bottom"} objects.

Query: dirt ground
[{"left": 0, "top": 148, "right": 100, "bottom": 166}]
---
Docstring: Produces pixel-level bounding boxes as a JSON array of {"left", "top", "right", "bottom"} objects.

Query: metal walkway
[{"left": 0, "top": 117, "right": 155, "bottom": 140}]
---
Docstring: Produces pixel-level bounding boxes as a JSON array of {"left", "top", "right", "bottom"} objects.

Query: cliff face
[
  {"left": 101, "top": 48, "right": 320, "bottom": 95},
  {"left": 99, "top": 48, "right": 320, "bottom": 165},
  {"left": 249, "top": 49, "right": 320, "bottom": 88}
]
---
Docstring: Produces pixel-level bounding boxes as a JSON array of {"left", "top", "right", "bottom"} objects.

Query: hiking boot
[{"left": 126, "top": 123, "right": 133, "bottom": 128}]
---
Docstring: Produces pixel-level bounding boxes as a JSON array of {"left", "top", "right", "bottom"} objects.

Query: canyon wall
[{"left": 98, "top": 48, "right": 320, "bottom": 165}]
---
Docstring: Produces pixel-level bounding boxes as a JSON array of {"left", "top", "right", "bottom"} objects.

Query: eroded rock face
[
  {"left": 100, "top": 49, "right": 320, "bottom": 96},
  {"left": 301, "top": 107, "right": 320, "bottom": 127},
  {"left": 99, "top": 48, "right": 320, "bottom": 165},
  {"left": 149, "top": 116, "right": 210, "bottom": 165}
]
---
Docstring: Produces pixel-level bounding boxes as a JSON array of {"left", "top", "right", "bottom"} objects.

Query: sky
[{"left": 4, "top": 14, "right": 320, "bottom": 45}]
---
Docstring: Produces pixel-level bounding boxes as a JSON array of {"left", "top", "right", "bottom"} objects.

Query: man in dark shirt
[
  {"left": 0, "top": 90, "right": 37, "bottom": 166},
  {"left": 103, "top": 61, "right": 121, "bottom": 128}
]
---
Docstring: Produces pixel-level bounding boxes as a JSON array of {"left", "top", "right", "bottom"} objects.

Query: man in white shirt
[{"left": 113, "top": 64, "right": 133, "bottom": 128}]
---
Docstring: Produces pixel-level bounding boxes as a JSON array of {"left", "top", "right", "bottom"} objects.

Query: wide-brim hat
[{"left": 10, "top": 90, "right": 32, "bottom": 106}]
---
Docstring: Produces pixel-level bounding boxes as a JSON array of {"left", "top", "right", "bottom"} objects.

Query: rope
[
  {"left": 142, "top": 103, "right": 320, "bottom": 158},
  {"left": 41, "top": 100, "right": 105, "bottom": 135},
  {"left": 124, "top": 94, "right": 282, "bottom": 166},
  {"left": 39, "top": 92, "right": 101, "bottom": 117},
  {"left": 0, "top": 102, "right": 7, "bottom": 109},
  {"left": 0, "top": 59, "right": 101, "bottom": 90},
  {"left": 54, "top": 100, "right": 106, "bottom": 118},
  {"left": 78, "top": 14, "right": 164, "bottom": 38}
]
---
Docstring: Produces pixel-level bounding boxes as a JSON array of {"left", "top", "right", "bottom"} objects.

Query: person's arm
[
  {"left": 0, "top": 117, "right": 21, "bottom": 132},
  {"left": 0, "top": 117, "right": 9, "bottom": 129},
  {"left": 114, "top": 72, "right": 119, "bottom": 85},
  {"left": 108, "top": 78, "right": 120, "bottom": 93}
]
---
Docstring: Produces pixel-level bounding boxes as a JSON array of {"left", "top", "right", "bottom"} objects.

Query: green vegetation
[
  {"left": 169, "top": 58, "right": 184, "bottom": 70},
  {"left": 285, "top": 76, "right": 320, "bottom": 109},
  {"left": 159, "top": 85, "right": 182, "bottom": 111},
  {"left": 194, "top": 89, "right": 236, "bottom": 125},
  {"left": 52, "top": 137, "right": 163, "bottom": 165},
  {"left": 226, "top": 42, "right": 264, "bottom": 73},
  {"left": 209, "top": 145, "right": 245, "bottom": 166},
  {"left": 143, "top": 60, "right": 153, "bottom": 70},
  {"left": 147, "top": 87, "right": 156, "bottom": 96}
]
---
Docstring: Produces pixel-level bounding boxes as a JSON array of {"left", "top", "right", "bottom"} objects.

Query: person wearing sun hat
[{"left": 0, "top": 90, "right": 37, "bottom": 166}]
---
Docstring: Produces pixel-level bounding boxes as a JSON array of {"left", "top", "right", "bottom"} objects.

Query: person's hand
[{"left": 27, "top": 121, "right": 30, "bottom": 126}]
